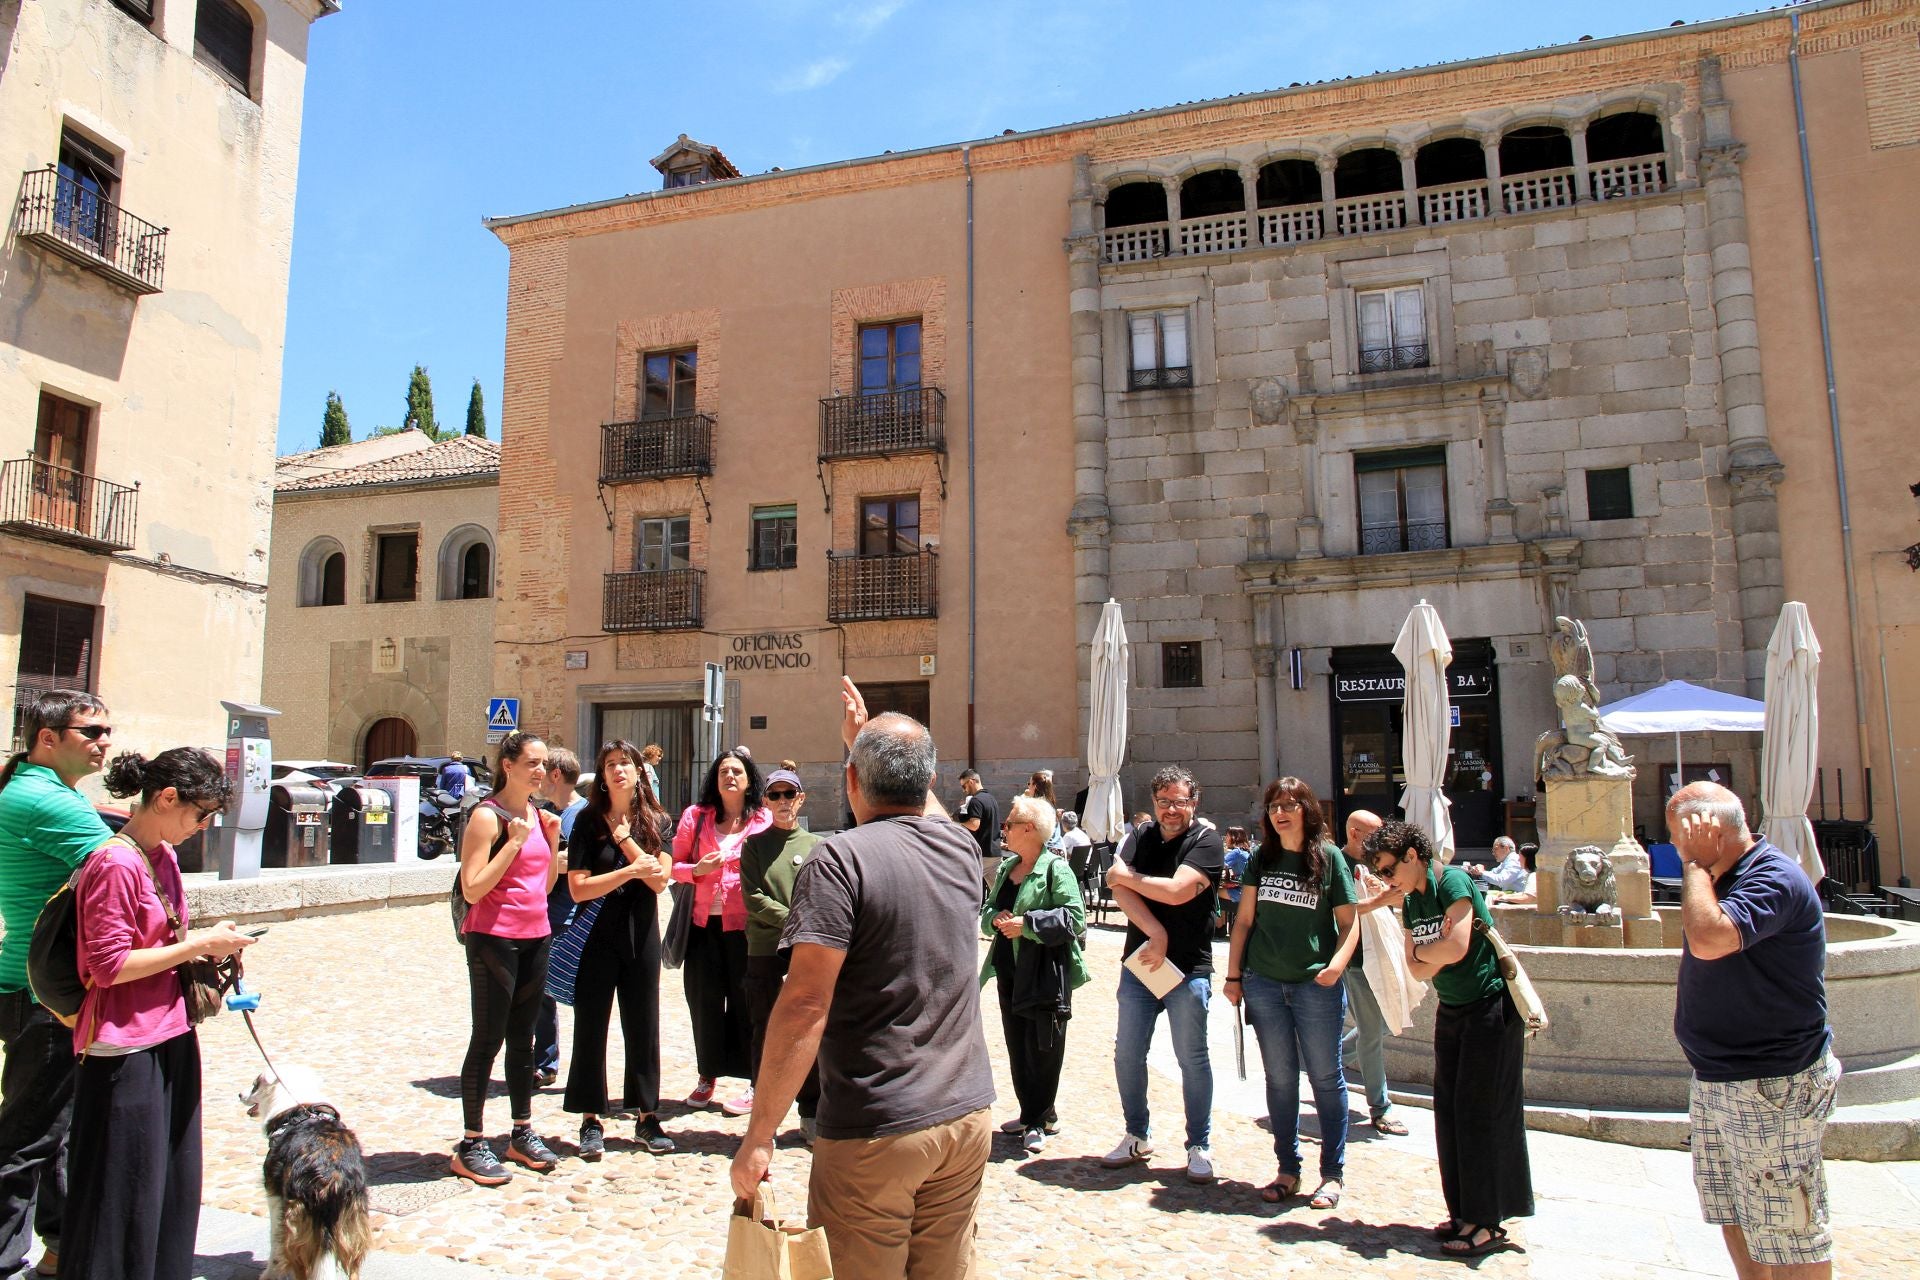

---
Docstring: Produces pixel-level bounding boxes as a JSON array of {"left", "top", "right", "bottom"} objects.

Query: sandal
[
  {"left": 1259, "top": 1174, "right": 1300, "bottom": 1204},
  {"left": 1431, "top": 1218, "right": 1464, "bottom": 1240},
  {"left": 1441, "top": 1225, "right": 1514, "bottom": 1258},
  {"left": 1372, "top": 1115, "right": 1410, "bottom": 1136},
  {"left": 1308, "top": 1178, "right": 1343, "bottom": 1210}
]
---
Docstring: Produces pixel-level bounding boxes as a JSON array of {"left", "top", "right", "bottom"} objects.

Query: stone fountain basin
[{"left": 1380, "top": 908, "right": 1920, "bottom": 1113}]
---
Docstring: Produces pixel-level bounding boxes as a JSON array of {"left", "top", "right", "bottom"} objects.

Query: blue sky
[{"left": 275, "top": 0, "right": 1744, "bottom": 454}]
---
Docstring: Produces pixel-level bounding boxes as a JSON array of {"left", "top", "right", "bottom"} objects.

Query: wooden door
[
  {"left": 362, "top": 717, "right": 416, "bottom": 769},
  {"left": 33, "top": 393, "right": 90, "bottom": 534}
]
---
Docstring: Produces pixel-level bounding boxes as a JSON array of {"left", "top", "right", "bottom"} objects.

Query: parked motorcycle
[{"left": 416, "top": 787, "right": 461, "bottom": 860}]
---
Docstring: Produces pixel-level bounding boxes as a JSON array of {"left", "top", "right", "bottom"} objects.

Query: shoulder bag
[
  {"left": 122, "top": 837, "right": 238, "bottom": 1025},
  {"left": 1472, "top": 917, "right": 1549, "bottom": 1037},
  {"left": 661, "top": 808, "right": 706, "bottom": 970}
]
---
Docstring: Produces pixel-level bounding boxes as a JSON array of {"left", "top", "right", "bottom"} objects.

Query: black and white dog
[{"left": 241, "top": 1066, "right": 372, "bottom": 1280}]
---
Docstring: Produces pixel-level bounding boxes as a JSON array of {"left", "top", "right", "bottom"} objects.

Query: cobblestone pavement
[{"left": 195, "top": 904, "right": 1919, "bottom": 1278}]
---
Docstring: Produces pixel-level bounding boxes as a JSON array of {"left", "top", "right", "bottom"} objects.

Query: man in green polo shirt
[
  {"left": 0, "top": 691, "right": 112, "bottom": 1279},
  {"left": 738, "top": 767, "right": 821, "bottom": 1141}
]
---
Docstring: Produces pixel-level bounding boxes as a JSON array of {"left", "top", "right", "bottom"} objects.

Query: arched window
[
  {"left": 438, "top": 525, "right": 495, "bottom": 601},
  {"left": 1178, "top": 169, "right": 1242, "bottom": 220},
  {"left": 1586, "top": 111, "right": 1669, "bottom": 199},
  {"left": 297, "top": 537, "right": 348, "bottom": 607},
  {"left": 1103, "top": 181, "right": 1168, "bottom": 228},
  {"left": 1499, "top": 125, "right": 1577, "bottom": 212},
  {"left": 195, "top": 0, "right": 255, "bottom": 96}
]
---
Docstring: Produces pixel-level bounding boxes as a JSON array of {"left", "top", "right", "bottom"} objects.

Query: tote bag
[
  {"left": 724, "top": 1187, "right": 833, "bottom": 1280},
  {"left": 542, "top": 899, "right": 603, "bottom": 1005}
]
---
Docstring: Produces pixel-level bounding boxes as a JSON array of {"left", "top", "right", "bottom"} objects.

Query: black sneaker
[
  {"left": 635, "top": 1114, "right": 675, "bottom": 1155},
  {"left": 577, "top": 1119, "right": 605, "bottom": 1162},
  {"left": 507, "top": 1125, "right": 559, "bottom": 1172},
  {"left": 451, "top": 1137, "right": 511, "bottom": 1186}
]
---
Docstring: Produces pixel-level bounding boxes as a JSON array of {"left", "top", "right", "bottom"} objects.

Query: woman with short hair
[{"left": 1365, "top": 819, "right": 1532, "bottom": 1258}]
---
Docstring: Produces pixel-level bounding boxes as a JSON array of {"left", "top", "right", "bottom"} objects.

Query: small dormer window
[{"left": 650, "top": 135, "right": 741, "bottom": 190}]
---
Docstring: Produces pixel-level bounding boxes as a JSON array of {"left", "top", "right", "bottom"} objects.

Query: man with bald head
[
  {"left": 1336, "top": 810, "right": 1408, "bottom": 1135},
  {"left": 1669, "top": 782, "right": 1835, "bottom": 1280}
]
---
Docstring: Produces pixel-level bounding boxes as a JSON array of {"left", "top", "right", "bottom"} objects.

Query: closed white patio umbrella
[
  {"left": 1762, "top": 602, "right": 1824, "bottom": 884},
  {"left": 1394, "top": 599, "right": 1455, "bottom": 860},
  {"left": 1084, "top": 599, "right": 1129, "bottom": 843}
]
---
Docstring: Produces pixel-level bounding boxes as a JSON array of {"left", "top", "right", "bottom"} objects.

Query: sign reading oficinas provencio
[{"left": 723, "top": 631, "right": 813, "bottom": 673}]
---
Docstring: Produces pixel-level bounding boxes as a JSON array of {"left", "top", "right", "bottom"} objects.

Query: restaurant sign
[{"left": 1333, "top": 667, "right": 1494, "bottom": 703}]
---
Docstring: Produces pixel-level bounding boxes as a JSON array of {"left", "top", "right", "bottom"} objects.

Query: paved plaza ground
[{"left": 188, "top": 902, "right": 1919, "bottom": 1278}]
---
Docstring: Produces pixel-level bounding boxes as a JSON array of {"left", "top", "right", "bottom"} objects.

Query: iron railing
[
  {"left": 1361, "top": 520, "right": 1448, "bottom": 556},
  {"left": 0, "top": 457, "right": 138, "bottom": 553},
  {"left": 15, "top": 167, "right": 167, "bottom": 294},
  {"left": 820, "top": 387, "right": 946, "bottom": 459},
  {"left": 600, "top": 414, "right": 714, "bottom": 483},
  {"left": 602, "top": 568, "right": 704, "bottom": 632},
  {"left": 827, "top": 550, "right": 938, "bottom": 622},
  {"left": 1129, "top": 365, "right": 1194, "bottom": 391},
  {"left": 1357, "top": 342, "right": 1430, "bottom": 374}
]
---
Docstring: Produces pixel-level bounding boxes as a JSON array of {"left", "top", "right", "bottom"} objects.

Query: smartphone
[{"left": 243, "top": 926, "right": 270, "bottom": 939}]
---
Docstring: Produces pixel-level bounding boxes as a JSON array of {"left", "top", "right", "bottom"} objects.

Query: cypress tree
[
  {"left": 403, "top": 364, "right": 440, "bottom": 439},
  {"left": 319, "top": 390, "right": 351, "bottom": 447},
  {"left": 465, "top": 379, "right": 487, "bottom": 438}
]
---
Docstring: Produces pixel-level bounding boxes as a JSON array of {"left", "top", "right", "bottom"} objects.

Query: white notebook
[{"left": 1124, "top": 943, "right": 1185, "bottom": 999}]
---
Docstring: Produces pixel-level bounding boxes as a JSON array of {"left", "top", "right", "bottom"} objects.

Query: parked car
[{"left": 271, "top": 759, "right": 359, "bottom": 785}]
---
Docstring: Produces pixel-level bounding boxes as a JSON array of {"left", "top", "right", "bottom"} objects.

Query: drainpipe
[
  {"left": 964, "top": 145, "right": 978, "bottom": 768},
  {"left": 1789, "top": 14, "right": 1874, "bottom": 800}
]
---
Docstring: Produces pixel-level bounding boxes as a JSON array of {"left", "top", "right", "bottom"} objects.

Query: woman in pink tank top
[{"left": 450, "top": 731, "right": 563, "bottom": 1186}]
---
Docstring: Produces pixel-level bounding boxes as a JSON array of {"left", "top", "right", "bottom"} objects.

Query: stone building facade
[
  {"left": 0, "top": 0, "right": 335, "bottom": 757},
  {"left": 490, "top": 1, "right": 1919, "bottom": 858},
  {"left": 263, "top": 433, "right": 499, "bottom": 767}
]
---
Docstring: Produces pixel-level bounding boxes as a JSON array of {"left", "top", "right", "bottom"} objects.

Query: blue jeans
[
  {"left": 1242, "top": 972, "right": 1348, "bottom": 1180},
  {"left": 1114, "top": 969, "right": 1213, "bottom": 1150},
  {"left": 1342, "top": 965, "right": 1392, "bottom": 1120}
]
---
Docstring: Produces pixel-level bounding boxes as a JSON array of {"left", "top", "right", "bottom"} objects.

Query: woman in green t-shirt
[
  {"left": 1364, "top": 820, "right": 1533, "bottom": 1259},
  {"left": 1223, "top": 777, "right": 1359, "bottom": 1209}
]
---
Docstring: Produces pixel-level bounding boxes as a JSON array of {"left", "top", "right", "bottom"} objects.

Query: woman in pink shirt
[
  {"left": 671, "top": 749, "right": 771, "bottom": 1115},
  {"left": 66, "top": 748, "right": 254, "bottom": 1280},
  {"left": 451, "top": 731, "right": 563, "bottom": 1186}
]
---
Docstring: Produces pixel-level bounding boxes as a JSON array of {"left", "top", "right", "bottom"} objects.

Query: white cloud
[
  {"left": 837, "top": 0, "right": 906, "bottom": 36},
  {"left": 777, "top": 56, "right": 852, "bottom": 92}
]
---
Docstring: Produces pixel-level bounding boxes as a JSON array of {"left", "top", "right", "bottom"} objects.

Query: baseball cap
[{"left": 766, "top": 768, "right": 803, "bottom": 791}]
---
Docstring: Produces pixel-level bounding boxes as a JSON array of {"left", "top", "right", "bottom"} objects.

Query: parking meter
[{"left": 209, "top": 701, "right": 278, "bottom": 880}]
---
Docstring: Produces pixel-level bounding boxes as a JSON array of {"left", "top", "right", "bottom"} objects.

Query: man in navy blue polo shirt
[{"left": 1670, "top": 782, "right": 1836, "bottom": 1279}]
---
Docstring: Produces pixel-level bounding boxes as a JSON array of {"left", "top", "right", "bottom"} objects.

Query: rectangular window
[
  {"left": 859, "top": 496, "right": 920, "bottom": 557},
  {"left": 373, "top": 532, "right": 418, "bottom": 602},
  {"left": 1128, "top": 310, "right": 1191, "bottom": 389},
  {"left": 1357, "top": 448, "right": 1448, "bottom": 554},
  {"left": 750, "top": 505, "right": 798, "bottom": 571},
  {"left": 111, "top": 0, "right": 156, "bottom": 24},
  {"left": 55, "top": 128, "right": 119, "bottom": 255},
  {"left": 636, "top": 515, "right": 691, "bottom": 572},
  {"left": 641, "top": 348, "right": 698, "bottom": 420},
  {"left": 195, "top": 0, "right": 254, "bottom": 94},
  {"left": 1356, "top": 286, "right": 1429, "bottom": 372},
  {"left": 1586, "top": 467, "right": 1634, "bottom": 521},
  {"left": 1162, "top": 642, "right": 1203, "bottom": 689},
  {"left": 859, "top": 321, "right": 921, "bottom": 395},
  {"left": 13, "top": 596, "right": 96, "bottom": 747}
]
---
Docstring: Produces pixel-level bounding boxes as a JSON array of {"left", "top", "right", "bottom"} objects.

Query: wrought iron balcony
[
  {"left": 827, "top": 550, "right": 938, "bottom": 622},
  {"left": 0, "top": 457, "right": 139, "bottom": 553},
  {"left": 819, "top": 388, "right": 945, "bottom": 460},
  {"left": 1357, "top": 342, "right": 1430, "bottom": 374},
  {"left": 15, "top": 167, "right": 167, "bottom": 294},
  {"left": 1129, "top": 365, "right": 1193, "bottom": 391},
  {"left": 602, "top": 568, "right": 704, "bottom": 632},
  {"left": 600, "top": 414, "right": 714, "bottom": 484},
  {"left": 1361, "top": 520, "right": 1448, "bottom": 556}
]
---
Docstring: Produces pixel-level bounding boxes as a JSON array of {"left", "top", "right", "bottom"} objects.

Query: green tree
[
  {"left": 402, "top": 364, "right": 440, "bottom": 439},
  {"left": 319, "top": 390, "right": 351, "bottom": 447},
  {"left": 465, "top": 378, "right": 487, "bottom": 438}
]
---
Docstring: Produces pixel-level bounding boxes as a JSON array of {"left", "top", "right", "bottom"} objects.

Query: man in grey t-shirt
[{"left": 732, "top": 680, "right": 994, "bottom": 1279}]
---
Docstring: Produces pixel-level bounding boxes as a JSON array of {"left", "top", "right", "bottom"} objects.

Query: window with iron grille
[
  {"left": 641, "top": 348, "right": 698, "bottom": 419},
  {"left": 1357, "top": 448, "right": 1448, "bottom": 555},
  {"left": 636, "top": 515, "right": 691, "bottom": 572},
  {"left": 1356, "top": 286, "right": 1429, "bottom": 372},
  {"left": 195, "top": 0, "right": 254, "bottom": 95},
  {"left": 1128, "top": 310, "right": 1191, "bottom": 390},
  {"left": 55, "top": 129, "right": 120, "bottom": 256},
  {"left": 859, "top": 322, "right": 921, "bottom": 394},
  {"left": 13, "top": 596, "right": 96, "bottom": 747},
  {"left": 1162, "top": 642, "right": 1203, "bottom": 689},
  {"left": 750, "top": 505, "right": 798, "bottom": 571},
  {"left": 859, "top": 496, "right": 920, "bottom": 557},
  {"left": 373, "top": 532, "right": 418, "bottom": 602},
  {"left": 1586, "top": 467, "right": 1634, "bottom": 521}
]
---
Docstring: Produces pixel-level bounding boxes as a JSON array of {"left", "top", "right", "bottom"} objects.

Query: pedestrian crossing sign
[{"left": 487, "top": 698, "right": 520, "bottom": 732}]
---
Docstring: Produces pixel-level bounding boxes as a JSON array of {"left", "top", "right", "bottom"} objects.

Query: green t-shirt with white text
[
  {"left": 1403, "top": 862, "right": 1504, "bottom": 1007},
  {"left": 1241, "top": 840, "right": 1355, "bottom": 984}
]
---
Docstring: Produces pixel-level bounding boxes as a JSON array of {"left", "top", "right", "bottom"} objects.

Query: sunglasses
[
  {"left": 766, "top": 789, "right": 800, "bottom": 801},
  {"left": 193, "top": 803, "right": 224, "bottom": 826},
  {"left": 1268, "top": 800, "right": 1303, "bottom": 814},
  {"left": 57, "top": 724, "right": 112, "bottom": 740},
  {"left": 1368, "top": 852, "right": 1406, "bottom": 877}
]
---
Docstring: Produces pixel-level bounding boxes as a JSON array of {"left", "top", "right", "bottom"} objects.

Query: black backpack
[{"left": 26, "top": 860, "right": 91, "bottom": 1029}]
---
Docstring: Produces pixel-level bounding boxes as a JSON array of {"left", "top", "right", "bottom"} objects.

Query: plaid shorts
[{"left": 1690, "top": 1048, "right": 1842, "bottom": 1267}]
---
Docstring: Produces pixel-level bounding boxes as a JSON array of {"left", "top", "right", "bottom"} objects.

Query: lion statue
[{"left": 1558, "top": 844, "right": 1621, "bottom": 924}]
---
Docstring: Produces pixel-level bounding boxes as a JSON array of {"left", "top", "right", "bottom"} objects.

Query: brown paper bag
[{"left": 724, "top": 1186, "right": 833, "bottom": 1280}]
